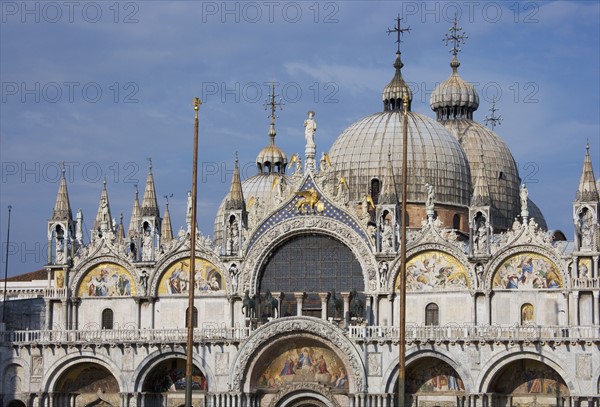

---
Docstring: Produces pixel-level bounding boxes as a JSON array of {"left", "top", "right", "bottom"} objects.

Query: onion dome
[
  {"left": 430, "top": 56, "right": 479, "bottom": 120},
  {"left": 430, "top": 18, "right": 479, "bottom": 120},
  {"left": 382, "top": 52, "right": 413, "bottom": 112}
]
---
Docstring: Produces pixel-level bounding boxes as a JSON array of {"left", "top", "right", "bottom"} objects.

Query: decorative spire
[
  {"left": 471, "top": 152, "right": 492, "bottom": 206},
  {"left": 383, "top": 15, "right": 412, "bottom": 112},
  {"left": 443, "top": 15, "right": 468, "bottom": 72},
  {"left": 484, "top": 98, "right": 503, "bottom": 130},
  {"left": 140, "top": 158, "right": 160, "bottom": 217},
  {"left": 51, "top": 162, "right": 73, "bottom": 221},
  {"left": 116, "top": 213, "right": 125, "bottom": 243},
  {"left": 226, "top": 155, "right": 246, "bottom": 210},
  {"left": 577, "top": 143, "right": 599, "bottom": 202},
  {"left": 379, "top": 148, "right": 398, "bottom": 204},
  {"left": 161, "top": 195, "right": 173, "bottom": 242},
  {"left": 93, "top": 179, "right": 112, "bottom": 232},
  {"left": 128, "top": 184, "right": 141, "bottom": 236}
]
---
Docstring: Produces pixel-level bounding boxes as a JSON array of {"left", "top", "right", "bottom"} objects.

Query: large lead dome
[{"left": 328, "top": 52, "right": 473, "bottom": 208}]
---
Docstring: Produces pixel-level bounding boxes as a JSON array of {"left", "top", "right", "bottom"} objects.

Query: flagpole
[
  {"left": 185, "top": 98, "right": 201, "bottom": 407},
  {"left": 2, "top": 205, "right": 12, "bottom": 330},
  {"left": 398, "top": 98, "right": 408, "bottom": 407}
]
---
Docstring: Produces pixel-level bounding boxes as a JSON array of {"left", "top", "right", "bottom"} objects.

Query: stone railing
[
  {"left": 0, "top": 287, "right": 45, "bottom": 299},
  {"left": 571, "top": 277, "right": 600, "bottom": 289},
  {"left": 44, "top": 287, "right": 69, "bottom": 298},
  {"left": 1, "top": 325, "right": 251, "bottom": 346},
  {"left": 347, "top": 324, "right": 600, "bottom": 343}
]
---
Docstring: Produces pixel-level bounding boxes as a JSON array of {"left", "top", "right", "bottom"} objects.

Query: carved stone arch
[
  {"left": 387, "top": 243, "right": 474, "bottom": 291},
  {"left": 243, "top": 217, "right": 376, "bottom": 295},
  {"left": 267, "top": 382, "right": 342, "bottom": 407},
  {"left": 41, "top": 353, "right": 126, "bottom": 394},
  {"left": 485, "top": 245, "right": 567, "bottom": 291},
  {"left": 576, "top": 204, "right": 596, "bottom": 219},
  {"left": 382, "top": 348, "right": 474, "bottom": 394},
  {"left": 70, "top": 255, "right": 135, "bottom": 295},
  {"left": 132, "top": 347, "right": 215, "bottom": 392},
  {"left": 229, "top": 317, "right": 366, "bottom": 393},
  {"left": 151, "top": 248, "right": 230, "bottom": 296},
  {"left": 476, "top": 350, "right": 578, "bottom": 395},
  {"left": 1, "top": 358, "right": 30, "bottom": 395}
]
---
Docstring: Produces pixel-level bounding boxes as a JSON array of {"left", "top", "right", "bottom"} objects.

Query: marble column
[
  {"left": 294, "top": 292, "right": 305, "bottom": 316},
  {"left": 342, "top": 292, "right": 351, "bottom": 326},
  {"left": 319, "top": 292, "right": 329, "bottom": 320}
]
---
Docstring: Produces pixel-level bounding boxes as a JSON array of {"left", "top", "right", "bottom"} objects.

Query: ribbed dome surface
[
  {"left": 441, "top": 119, "right": 520, "bottom": 230},
  {"left": 528, "top": 198, "right": 548, "bottom": 231},
  {"left": 328, "top": 111, "right": 472, "bottom": 206},
  {"left": 430, "top": 70, "right": 479, "bottom": 112},
  {"left": 256, "top": 145, "right": 287, "bottom": 172}
]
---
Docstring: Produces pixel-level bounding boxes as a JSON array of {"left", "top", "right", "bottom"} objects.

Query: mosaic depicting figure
[
  {"left": 254, "top": 343, "right": 349, "bottom": 391},
  {"left": 158, "top": 257, "right": 224, "bottom": 295},
  {"left": 406, "top": 358, "right": 465, "bottom": 394},
  {"left": 398, "top": 251, "right": 471, "bottom": 291},
  {"left": 144, "top": 359, "right": 207, "bottom": 393},
  {"left": 492, "top": 360, "right": 568, "bottom": 395},
  {"left": 78, "top": 263, "right": 136, "bottom": 297},
  {"left": 492, "top": 253, "right": 562, "bottom": 289}
]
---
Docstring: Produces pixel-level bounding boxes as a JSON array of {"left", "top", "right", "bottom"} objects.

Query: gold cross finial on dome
[{"left": 387, "top": 14, "right": 410, "bottom": 53}]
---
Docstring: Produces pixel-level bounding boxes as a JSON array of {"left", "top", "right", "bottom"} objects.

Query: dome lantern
[{"left": 430, "top": 18, "right": 479, "bottom": 120}]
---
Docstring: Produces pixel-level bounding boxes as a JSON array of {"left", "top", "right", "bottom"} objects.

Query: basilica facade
[{"left": 1, "top": 21, "right": 599, "bottom": 407}]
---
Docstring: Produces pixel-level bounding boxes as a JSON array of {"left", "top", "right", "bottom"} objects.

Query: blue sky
[{"left": 1, "top": 1, "right": 599, "bottom": 277}]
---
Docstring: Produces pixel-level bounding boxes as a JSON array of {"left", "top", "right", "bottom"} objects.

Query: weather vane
[
  {"left": 387, "top": 14, "right": 411, "bottom": 53},
  {"left": 443, "top": 16, "right": 468, "bottom": 56},
  {"left": 264, "top": 82, "right": 284, "bottom": 125},
  {"left": 484, "top": 98, "right": 503, "bottom": 130}
]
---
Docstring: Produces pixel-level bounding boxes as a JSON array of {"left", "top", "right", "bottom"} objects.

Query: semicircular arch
[
  {"left": 41, "top": 353, "right": 125, "bottom": 394},
  {"left": 230, "top": 317, "right": 366, "bottom": 394},
  {"left": 389, "top": 243, "right": 474, "bottom": 292},
  {"left": 476, "top": 351, "right": 577, "bottom": 395},
  {"left": 383, "top": 348, "right": 474, "bottom": 394},
  {"left": 485, "top": 245, "right": 566, "bottom": 291},
  {"left": 70, "top": 255, "right": 136, "bottom": 297},
  {"left": 132, "top": 347, "right": 215, "bottom": 392},
  {"left": 151, "top": 249, "right": 229, "bottom": 296},
  {"left": 243, "top": 216, "right": 376, "bottom": 295}
]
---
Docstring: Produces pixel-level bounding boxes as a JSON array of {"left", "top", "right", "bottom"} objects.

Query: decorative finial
[
  {"left": 147, "top": 157, "right": 152, "bottom": 171},
  {"left": 264, "top": 82, "right": 284, "bottom": 144},
  {"left": 484, "top": 98, "right": 502, "bottom": 130},
  {"left": 134, "top": 184, "right": 138, "bottom": 197},
  {"left": 103, "top": 177, "right": 107, "bottom": 187},
  {"left": 443, "top": 16, "right": 468, "bottom": 57},
  {"left": 387, "top": 145, "right": 392, "bottom": 161},
  {"left": 120, "top": 212, "right": 124, "bottom": 223},
  {"left": 60, "top": 161, "right": 66, "bottom": 176},
  {"left": 387, "top": 14, "right": 410, "bottom": 54},
  {"left": 193, "top": 97, "right": 201, "bottom": 111},
  {"left": 163, "top": 193, "right": 173, "bottom": 207},
  {"left": 235, "top": 151, "right": 239, "bottom": 164}
]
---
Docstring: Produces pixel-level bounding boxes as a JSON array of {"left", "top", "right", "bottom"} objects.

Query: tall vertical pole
[
  {"left": 2, "top": 205, "right": 12, "bottom": 329},
  {"left": 185, "top": 98, "right": 201, "bottom": 407},
  {"left": 398, "top": 99, "right": 409, "bottom": 407}
]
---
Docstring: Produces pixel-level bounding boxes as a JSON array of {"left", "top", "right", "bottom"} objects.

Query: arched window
[
  {"left": 521, "top": 303, "right": 534, "bottom": 324},
  {"left": 425, "top": 303, "right": 439, "bottom": 326},
  {"left": 371, "top": 178, "right": 381, "bottom": 204},
  {"left": 185, "top": 307, "right": 198, "bottom": 328},
  {"left": 453, "top": 214, "right": 461, "bottom": 230},
  {"left": 101, "top": 309, "right": 114, "bottom": 329}
]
